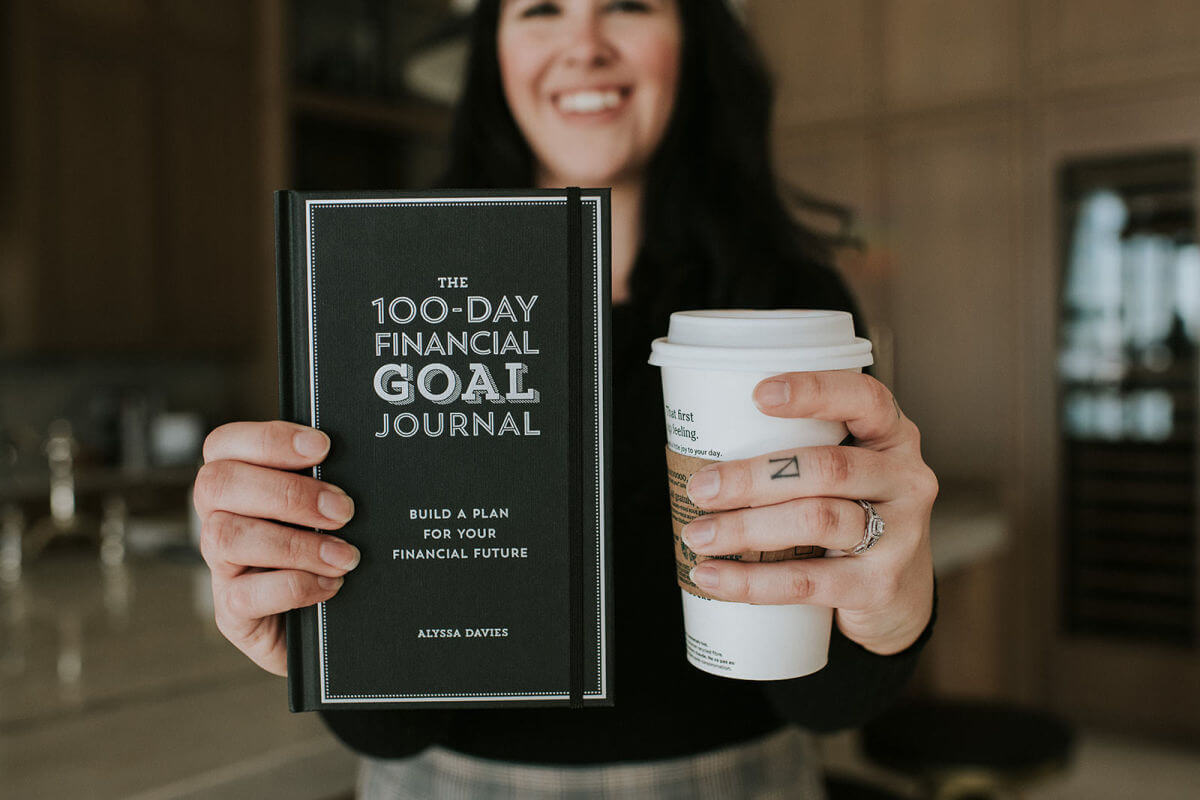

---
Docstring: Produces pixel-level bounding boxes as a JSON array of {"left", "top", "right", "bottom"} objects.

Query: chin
[{"left": 540, "top": 151, "right": 641, "bottom": 188}]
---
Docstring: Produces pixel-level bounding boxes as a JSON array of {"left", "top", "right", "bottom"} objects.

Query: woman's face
[{"left": 497, "top": 0, "right": 682, "bottom": 187}]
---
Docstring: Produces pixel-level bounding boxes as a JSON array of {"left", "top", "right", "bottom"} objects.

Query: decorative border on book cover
[{"left": 303, "top": 196, "right": 607, "bottom": 703}]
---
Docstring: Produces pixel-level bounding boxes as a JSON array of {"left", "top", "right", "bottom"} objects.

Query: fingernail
[
  {"left": 690, "top": 564, "right": 719, "bottom": 589},
  {"left": 320, "top": 539, "right": 360, "bottom": 571},
  {"left": 318, "top": 489, "right": 354, "bottom": 523},
  {"left": 317, "top": 575, "right": 343, "bottom": 592},
  {"left": 294, "top": 429, "right": 330, "bottom": 458},
  {"left": 754, "top": 380, "right": 789, "bottom": 408},
  {"left": 682, "top": 518, "right": 715, "bottom": 549},
  {"left": 687, "top": 468, "right": 720, "bottom": 502}
]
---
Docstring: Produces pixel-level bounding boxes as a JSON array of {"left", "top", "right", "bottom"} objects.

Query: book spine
[
  {"left": 276, "top": 191, "right": 311, "bottom": 712},
  {"left": 567, "top": 187, "right": 584, "bottom": 708},
  {"left": 598, "top": 189, "right": 615, "bottom": 708}
]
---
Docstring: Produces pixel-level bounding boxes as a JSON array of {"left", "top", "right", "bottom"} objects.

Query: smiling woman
[
  {"left": 193, "top": 0, "right": 937, "bottom": 797},
  {"left": 497, "top": 0, "right": 681, "bottom": 189}
]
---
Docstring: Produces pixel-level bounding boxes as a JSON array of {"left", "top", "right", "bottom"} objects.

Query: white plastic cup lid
[{"left": 647, "top": 309, "right": 873, "bottom": 372}]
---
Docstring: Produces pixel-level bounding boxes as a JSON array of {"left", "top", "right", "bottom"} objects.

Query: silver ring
[{"left": 850, "top": 500, "right": 885, "bottom": 555}]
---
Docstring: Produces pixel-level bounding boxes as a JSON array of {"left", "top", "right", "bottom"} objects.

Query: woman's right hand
[{"left": 193, "top": 421, "right": 359, "bottom": 676}]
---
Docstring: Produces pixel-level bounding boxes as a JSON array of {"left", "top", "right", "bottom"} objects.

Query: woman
[{"left": 194, "top": 0, "right": 937, "bottom": 796}]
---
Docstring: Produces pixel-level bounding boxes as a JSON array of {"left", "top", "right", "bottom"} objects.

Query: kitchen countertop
[
  {"left": 929, "top": 481, "right": 1010, "bottom": 574},
  {"left": 0, "top": 485, "right": 1008, "bottom": 799},
  {"left": 0, "top": 552, "right": 358, "bottom": 800}
]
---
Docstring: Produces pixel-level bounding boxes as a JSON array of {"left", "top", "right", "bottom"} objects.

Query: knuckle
[
  {"left": 285, "top": 531, "right": 312, "bottom": 568},
  {"left": 262, "top": 420, "right": 296, "bottom": 458},
  {"left": 285, "top": 571, "right": 309, "bottom": 607},
  {"left": 197, "top": 516, "right": 218, "bottom": 565},
  {"left": 875, "top": 568, "right": 902, "bottom": 604},
  {"left": 213, "top": 610, "right": 235, "bottom": 643},
  {"left": 811, "top": 447, "right": 851, "bottom": 487},
  {"left": 808, "top": 499, "right": 840, "bottom": 536},
  {"left": 788, "top": 567, "right": 815, "bottom": 602},
  {"left": 911, "top": 465, "right": 939, "bottom": 503},
  {"left": 194, "top": 461, "right": 233, "bottom": 513},
  {"left": 722, "top": 510, "right": 748, "bottom": 551},
  {"left": 199, "top": 511, "right": 237, "bottom": 563},
  {"left": 923, "top": 467, "right": 940, "bottom": 501},
  {"left": 280, "top": 475, "right": 312, "bottom": 517},
  {"left": 866, "top": 376, "right": 893, "bottom": 413},
  {"left": 904, "top": 418, "right": 923, "bottom": 447},
  {"left": 224, "top": 581, "right": 250, "bottom": 619},
  {"left": 805, "top": 373, "right": 827, "bottom": 407},
  {"left": 723, "top": 464, "right": 754, "bottom": 507},
  {"left": 727, "top": 568, "right": 753, "bottom": 601}
]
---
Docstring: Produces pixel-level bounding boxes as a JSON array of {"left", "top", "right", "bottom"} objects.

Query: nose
[{"left": 561, "top": 12, "right": 615, "bottom": 68}]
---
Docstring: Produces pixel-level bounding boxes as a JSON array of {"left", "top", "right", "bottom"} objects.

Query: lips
[{"left": 552, "top": 86, "right": 633, "bottom": 116}]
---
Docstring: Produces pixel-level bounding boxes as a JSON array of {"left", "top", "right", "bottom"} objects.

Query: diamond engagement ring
[{"left": 850, "top": 500, "right": 885, "bottom": 555}]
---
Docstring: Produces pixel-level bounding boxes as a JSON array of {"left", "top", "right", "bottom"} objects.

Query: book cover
[{"left": 276, "top": 189, "right": 613, "bottom": 710}]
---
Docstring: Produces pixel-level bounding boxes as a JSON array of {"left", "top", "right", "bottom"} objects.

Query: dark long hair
[{"left": 440, "top": 0, "right": 859, "bottom": 330}]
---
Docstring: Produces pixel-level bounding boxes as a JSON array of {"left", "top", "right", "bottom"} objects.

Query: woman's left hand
[{"left": 680, "top": 371, "right": 937, "bottom": 656}]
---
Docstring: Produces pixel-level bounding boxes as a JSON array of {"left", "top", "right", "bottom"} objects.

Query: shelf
[
  {"left": 0, "top": 465, "right": 198, "bottom": 503},
  {"left": 290, "top": 88, "right": 451, "bottom": 138}
]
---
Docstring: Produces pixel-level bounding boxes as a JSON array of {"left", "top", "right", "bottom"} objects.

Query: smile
[{"left": 553, "top": 86, "right": 632, "bottom": 116}]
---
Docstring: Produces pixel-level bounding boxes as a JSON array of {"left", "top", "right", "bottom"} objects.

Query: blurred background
[{"left": 2, "top": 1, "right": 1199, "bottom": 798}]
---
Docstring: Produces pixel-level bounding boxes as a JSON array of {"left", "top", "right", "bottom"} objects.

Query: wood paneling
[
  {"left": 1028, "top": 85, "right": 1200, "bottom": 737},
  {"left": 756, "top": 0, "right": 1200, "bottom": 730},
  {"left": 163, "top": 0, "right": 251, "bottom": 50},
  {"left": 37, "top": 41, "right": 156, "bottom": 350},
  {"left": 775, "top": 129, "right": 875, "bottom": 218},
  {"left": 6, "top": 0, "right": 262, "bottom": 354},
  {"left": 773, "top": 128, "right": 893, "bottom": 378},
  {"left": 47, "top": 0, "right": 148, "bottom": 30},
  {"left": 885, "top": 113, "right": 1019, "bottom": 481},
  {"left": 158, "top": 46, "right": 256, "bottom": 351},
  {"left": 1030, "top": 0, "right": 1200, "bottom": 91},
  {"left": 881, "top": 0, "right": 1019, "bottom": 110},
  {"left": 748, "top": 0, "right": 873, "bottom": 127},
  {"left": 1, "top": 0, "right": 35, "bottom": 352},
  {"left": 918, "top": 557, "right": 1007, "bottom": 697}
]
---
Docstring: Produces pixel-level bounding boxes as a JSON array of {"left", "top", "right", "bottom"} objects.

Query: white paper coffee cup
[{"left": 648, "top": 310, "right": 873, "bottom": 680}]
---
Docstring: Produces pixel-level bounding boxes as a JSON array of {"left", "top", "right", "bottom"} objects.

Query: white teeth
[{"left": 557, "top": 90, "right": 623, "bottom": 113}]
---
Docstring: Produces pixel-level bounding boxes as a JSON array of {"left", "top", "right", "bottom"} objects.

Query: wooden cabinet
[
  {"left": 1029, "top": 0, "right": 1200, "bottom": 92},
  {"left": 34, "top": 27, "right": 157, "bottom": 351},
  {"left": 157, "top": 15, "right": 257, "bottom": 351},
  {"left": 1026, "top": 87, "right": 1200, "bottom": 740},
  {"left": 1, "top": 0, "right": 261, "bottom": 354},
  {"left": 747, "top": 0, "right": 874, "bottom": 127},
  {"left": 751, "top": 0, "right": 1200, "bottom": 737},
  {"left": 884, "top": 112, "right": 1020, "bottom": 482},
  {"left": 772, "top": 128, "right": 896, "bottom": 385},
  {"left": 880, "top": 0, "right": 1019, "bottom": 110}
]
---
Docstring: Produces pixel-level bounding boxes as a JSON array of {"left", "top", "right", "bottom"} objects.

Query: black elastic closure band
[{"left": 566, "top": 187, "right": 585, "bottom": 708}]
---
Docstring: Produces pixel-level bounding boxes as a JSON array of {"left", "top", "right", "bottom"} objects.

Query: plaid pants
[{"left": 357, "top": 725, "right": 825, "bottom": 800}]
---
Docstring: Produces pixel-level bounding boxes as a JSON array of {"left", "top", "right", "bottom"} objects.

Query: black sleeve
[
  {"left": 318, "top": 708, "right": 451, "bottom": 759},
  {"left": 759, "top": 581, "right": 937, "bottom": 733}
]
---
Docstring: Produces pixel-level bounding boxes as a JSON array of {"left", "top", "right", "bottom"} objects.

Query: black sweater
[{"left": 320, "top": 297, "right": 934, "bottom": 764}]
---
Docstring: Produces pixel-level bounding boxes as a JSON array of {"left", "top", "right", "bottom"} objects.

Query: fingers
[
  {"left": 685, "top": 445, "right": 894, "bottom": 511},
  {"left": 220, "top": 568, "right": 345, "bottom": 623},
  {"left": 752, "top": 371, "right": 916, "bottom": 449},
  {"left": 682, "top": 497, "right": 868, "bottom": 555},
  {"left": 197, "top": 420, "right": 352, "bottom": 678},
  {"left": 194, "top": 459, "right": 354, "bottom": 529},
  {"left": 200, "top": 511, "right": 360, "bottom": 580},
  {"left": 203, "top": 420, "right": 330, "bottom": 469},
  {"left": 689, "top": 554, "right": 883, "bottom": 609}
]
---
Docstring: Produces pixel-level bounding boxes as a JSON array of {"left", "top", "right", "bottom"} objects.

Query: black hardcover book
[{"left": 275, "top": 189, "right": 613, "bottom": 710}]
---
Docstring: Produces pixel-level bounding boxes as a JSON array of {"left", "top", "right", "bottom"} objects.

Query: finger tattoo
[{"left": 769, "top": 455, "right": 800, "bottom": 479}]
